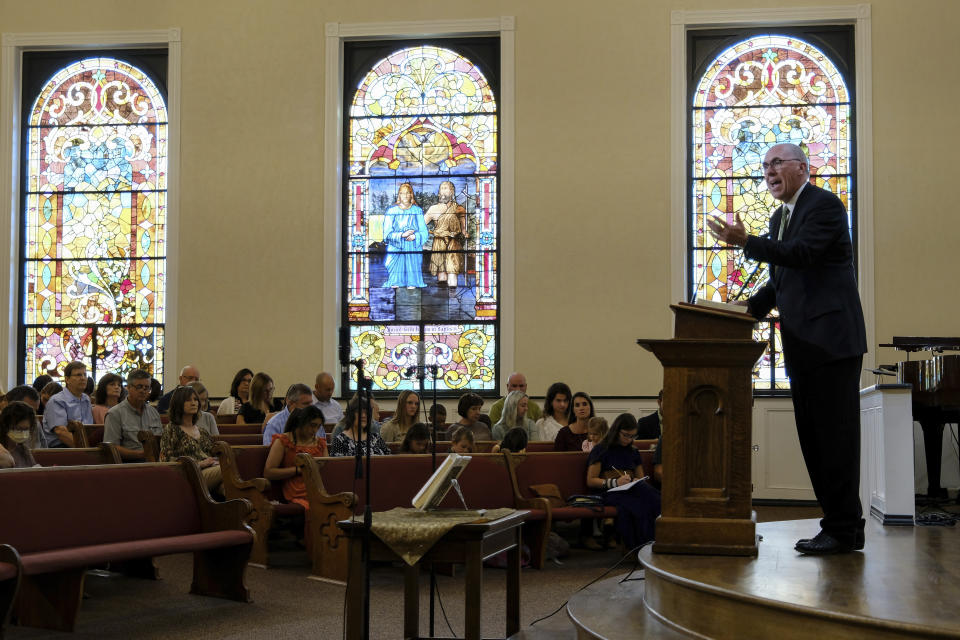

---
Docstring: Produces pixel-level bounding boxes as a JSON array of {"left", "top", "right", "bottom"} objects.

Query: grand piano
[{"left": 882, "top": 337, "right": 960, "bottom": 499}]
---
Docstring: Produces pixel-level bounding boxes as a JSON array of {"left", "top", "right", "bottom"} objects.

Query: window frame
[
  {"left": 686, "top": 27, "right": 856, "bottom": 395},
  {"left": 669, "top": 6, "right": 876, "bottom": 394},
  {"left": 0, "top": 29, "right": 182, "bottom": 390},
  {"left": 323, "top": 18, "right": 517, "bottom": 397},
  {"left": 18, "top": 49, "right": 170, "bottom": 384}
]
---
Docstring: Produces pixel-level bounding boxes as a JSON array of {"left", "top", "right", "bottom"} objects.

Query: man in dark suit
[
  {"left": 707, "top": 143, "right": 867, "bottom": 555},
  {"left": 636, "top": 389, "right": 662, "bottom": 439}
]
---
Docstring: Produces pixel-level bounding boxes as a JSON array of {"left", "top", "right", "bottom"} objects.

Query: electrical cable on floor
[
  {"left": 432, "top": 576, "right": 457, "bottom": 637},
  {"left": 529, "top": 543, "right": 646, "bottom": 626},
  {"left": 619, "top": 542, "right": 652, "bottom": 582}
]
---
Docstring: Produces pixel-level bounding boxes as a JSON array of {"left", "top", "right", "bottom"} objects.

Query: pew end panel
[
  {"left": 177, "top": 457, "right": 256, "bottom": 602},
  {"left": 0, "top": 544, "right": 22, "bottom": 639},
  {"left": 212, "top": 442, "right": 289, "bottom": 568},
  {"left": 297, "top": 454, "right": 357, "bottom": 584},
  {"left": 502, "top": 452, "right": 554, "bottom": 569},
  {"left": 138, "top": 430, "right": 160, "bottom": 462}
]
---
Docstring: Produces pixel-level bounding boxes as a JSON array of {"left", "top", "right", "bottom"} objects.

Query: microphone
[
  {"left": 731, "top": 260, "right": 763, "bottom": 301},
  {"left": 338, "top": 327, "right": 350, "bottom": 368},
  {"left": 404, "top": 340, "right": 427, "bottom": 378}
]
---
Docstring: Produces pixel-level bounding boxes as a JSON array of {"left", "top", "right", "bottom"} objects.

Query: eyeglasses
[
  {"left": 761, "top": 158, "right": 803, "bottom": 171},
  {"left": 130, "top": 384, "right": 151, "bottom": 392}
]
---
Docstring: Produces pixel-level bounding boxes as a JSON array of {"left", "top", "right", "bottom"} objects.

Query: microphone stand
[
  {"left": 426, "top": 362, "right": 439, "bottom": 637},
  {"left": 350, "top": 359, "right": 373, "bottom": 640},
  {"left": 406, "top": 355, "right": 440, "bottom": 636}
]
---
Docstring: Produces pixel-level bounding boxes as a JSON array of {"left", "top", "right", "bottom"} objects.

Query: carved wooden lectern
[{"left": 638, "top": 302, "right": 766, "bottom": 556}]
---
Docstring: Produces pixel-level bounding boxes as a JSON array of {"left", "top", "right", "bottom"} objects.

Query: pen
[{"left": 611, "top": 466, "right": 627, "bottom": 478}]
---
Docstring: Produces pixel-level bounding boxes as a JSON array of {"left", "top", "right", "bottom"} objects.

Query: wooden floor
[{"left": 567, "top": 517, "right": 960, "bottom": 639}]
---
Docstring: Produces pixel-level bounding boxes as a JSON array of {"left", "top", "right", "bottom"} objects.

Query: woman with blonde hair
[
  {"left": 491, "top": 390, "right": 539, "bottom": 441},
  {"left": 379, "top": 390, "right": 420, "bottom": 442},
  {"left": 239, "top": 372, "right": 274, "bottom": 425}
]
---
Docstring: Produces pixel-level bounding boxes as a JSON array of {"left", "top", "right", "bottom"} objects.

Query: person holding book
[{"left": 586, "top": 413, "right": 661, "bottom": 550}]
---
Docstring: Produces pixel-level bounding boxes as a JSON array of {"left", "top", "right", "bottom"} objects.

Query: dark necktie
[{"left": 776, "top": 204, "right": 791, "bottom": 241}]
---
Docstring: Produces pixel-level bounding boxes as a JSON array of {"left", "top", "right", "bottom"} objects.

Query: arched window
[
  {"left": 21, "top": 55, "right": 168, "bottom": 382},
  {"left": 689, "top": 33, "right": 854, "bottom": 392},
  {"left": 343, "top": 42, "right": 499, "bottom": 394}
]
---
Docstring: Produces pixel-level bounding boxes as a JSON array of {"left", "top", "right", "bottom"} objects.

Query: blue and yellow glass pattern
[
  {"left": 23, "top": 57, "right": 167, "bottom": 381},
  {"left": 345, "top": 45, "right": 498, "bottom": 393}
]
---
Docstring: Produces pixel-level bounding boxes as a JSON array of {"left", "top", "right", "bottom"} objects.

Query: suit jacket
[
  {"left": 744, "top": 183, "right": 866, "bottom": 375},
  {"left": 636, "top": 411, "right": 661, "bottom": 439}
]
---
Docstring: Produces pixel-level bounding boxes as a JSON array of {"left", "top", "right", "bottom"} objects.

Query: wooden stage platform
[{"left": 566, "top": 517, "right": 959, "bottom": 639}]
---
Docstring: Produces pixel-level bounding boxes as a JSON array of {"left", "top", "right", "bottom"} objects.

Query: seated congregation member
[
  {"left": 217, "top": 368, "right": 253, "bottom": 416},
  {"left": 332, "top": 394, "right": 381, "bottom": 436},
  {"left": 156, "top": 364, "right": 201, "bottom": 413},
  {"left": 0, "top": 401, "right": 40, "bottom": 468},
  {"left": 187, "top": 381, "right": 220, "bottom": 436},
  {"left": 160, "top": 386, "right": 221, "bottom": 493},
  {"left": 263, "top": 405, "right": 329, "bottom": 508},
  {"left": 491, "top": 390, "right": 539, "bottom": 441},
  {"left": 448, "top": 426, "right": 475, "bottom": 454},
  {"left": 488, "top": 372, "right": 542, "bottom": 424},
  {"left": 477, "top": 413, "right": 493, "bottom": 433},
  {"left": 39, "top": 381, "right": 62, "bottom": 416},
  {"left": 239, "top": 372, "right": 275, "bottom": 425},
  {"left": 535, "top": 382, "right": 572, "bottom": 442},
  {"left": 586, "top": 413, "right": 661, "bottom": 550},
  {"left": 103, "top": 369, "right": 164, "bottom": 460},
  {"left": 6, "top": 385, "right": 41, "bottom": 412},
  {"left": 582, "top": 417, "right": 608, "bottom": 452},
  {"left": 32, "top": 374, "right": 53, "bottom": 394},
  {"left": 428, "top": 404, "right": 446, "bottom": 431},
  {"left": 149, "top": 378, "right": 162, "bottom": 404},
  {"left": 492, "top": 427, "right": 528, "bottom": 454},
  {"left": 555, "top": 392, "right": 594, "bottom": 451},
  {"left": 262, "top": 384, "right": 318, "bottom": 445},
  {"left": 330, "top": 396, "right": 391, "bottom": 457},
  {"left": 379, "top": 390, "right": 420, "bottom": 442},
  {"left": 41, "top": 361, "right": 93, "bottom": 448},
  {"left": 444, "top": 393, "right": 491, "bottom": 440},
  {"left": 312, "top": 372, "right": 344, "bottom": 425},
  {"left": 636, "top": 389, "right": 662, "bottom": 440},
  {"left": 399, "top": 423, "right": 431, "bottom": 453},
  {"left": 91, "top": 373, "right": 124, "bottom": 423}
]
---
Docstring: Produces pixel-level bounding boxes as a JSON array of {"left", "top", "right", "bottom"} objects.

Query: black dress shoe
[
  {"left": 797, "top": 529, "right": 864, "bottom": 550},
  {"left": 795, "top": 532, "right": 855, "bottom": 555}
]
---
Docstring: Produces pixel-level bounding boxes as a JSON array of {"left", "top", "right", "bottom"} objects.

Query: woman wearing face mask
[{"left": 0, "top": 401, "right": 40, "bottom": 468}]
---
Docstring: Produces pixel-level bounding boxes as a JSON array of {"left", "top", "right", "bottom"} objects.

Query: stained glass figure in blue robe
[{"left": 382, "top": 182, "right": 428, "bottom": 288}]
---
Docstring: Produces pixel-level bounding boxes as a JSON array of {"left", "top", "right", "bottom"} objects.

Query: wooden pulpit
[{"left": 638, "top": 302, "right": 766, "bottom": 556}]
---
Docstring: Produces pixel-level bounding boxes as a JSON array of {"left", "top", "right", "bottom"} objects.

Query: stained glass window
[
  {"left": 689, "top": 33, "right": 854, "bottom": 392},
  {"left": 21, "top": 55, "right": 167, "bottom": 383},
  {"left": 343, "top": 42, "right": 498, "bottom": 393}
]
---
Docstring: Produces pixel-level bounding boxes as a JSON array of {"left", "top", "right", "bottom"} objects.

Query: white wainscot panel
[{"left": 752, "top": 400, "right": 814, "bottom": 500}]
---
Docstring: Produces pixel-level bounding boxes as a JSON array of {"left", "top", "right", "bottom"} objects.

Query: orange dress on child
[{"left": 272, "top": 432, "right": 328, "bottom": 508}]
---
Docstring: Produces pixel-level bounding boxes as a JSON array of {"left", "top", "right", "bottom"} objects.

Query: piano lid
[{"left": 879, "top": 336, "right": 960, "bottom": 352}]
